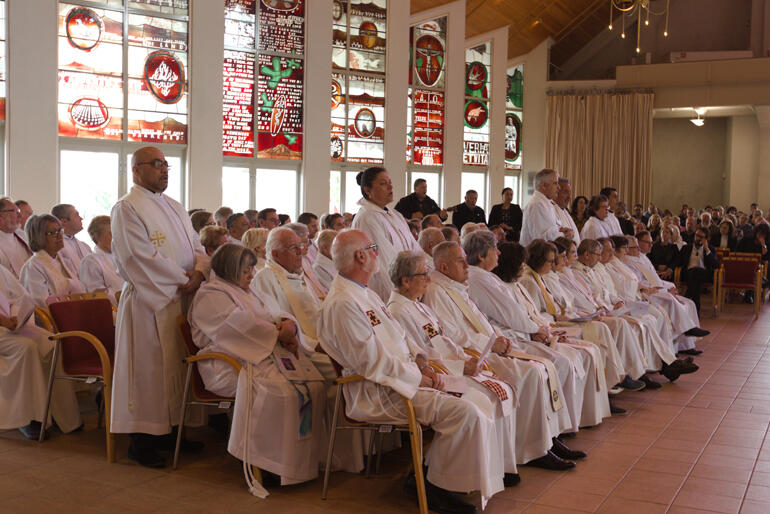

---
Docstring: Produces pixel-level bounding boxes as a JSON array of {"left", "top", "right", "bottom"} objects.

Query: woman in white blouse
[
  {"left": 78, "top": 215, "right": 124, "bottom": 303},
  {"left": 19, "top": 214, "right": 84, "bottom": 307}
]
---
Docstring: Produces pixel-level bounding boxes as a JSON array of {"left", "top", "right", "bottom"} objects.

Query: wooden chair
[
  {"left": 172, "top": 316, "right": 256, "bottom": 480},
  {"left": 321, "top": 356, "right": 428, "bottom": 514},
  {"left": 718, "top": 253, "right": 764, "bottom": 319},
  {"left": 40, "top": 296, "right": 116, "bottom": 462},
  {"left": 712, "top": 248, "right": 730, "bottom": 316}
]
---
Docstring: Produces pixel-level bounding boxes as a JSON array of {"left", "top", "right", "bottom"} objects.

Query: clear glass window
[{"left": 222, "top": 166, "right": 250, "bottom": 212}]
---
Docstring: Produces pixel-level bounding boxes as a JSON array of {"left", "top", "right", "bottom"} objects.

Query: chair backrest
[
  {"left": 177, "top": 316, "right": 199, "bottom": 356},
  {"left": 48, "top": 298, "right": 115, "bottom": 376},
  {"left": 715, "top": 248, "right": 730, "bottom": 265},
  {"left": 721, "top": 255, "right": 763, "bottom": 286},
  {"left": 177, "top": 316, "right": 227, "bottom": 402}
]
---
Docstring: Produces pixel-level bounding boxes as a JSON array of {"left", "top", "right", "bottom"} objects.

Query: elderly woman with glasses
[
  {"left": 189, "top": 243, "right": 326, "bottom": 494},
  {"left": 19, "top": 214, "right": 84, "bottom": 307}
]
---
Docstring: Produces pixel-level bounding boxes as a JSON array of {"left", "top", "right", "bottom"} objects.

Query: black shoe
[
  {"left": 526, "top": 450, "right": 576, "bottom": 471},
  {"left": 639, "top": 375, "right": 662, "bottom": 390},
  {"left": 424, "top": 481, "right": 477, "bottom": 514},
  {"left": 559, "top": 431, "right": 577, "bottom": 438},
  {"left": 128, "top": 439, "right": 166, "bottom": 468},
  {"left": 19, "top": 421, "right": 45, "bottom": 441},
  {"left": 678, "top": 348, "right": 703, "bottom": 356},
  {"left": 208, "top": 413, "right": 230, "bottom": 437},
  {"left": 619, "top": 375, "right": 646, "bottom": 391},
  {"left": 551, "top": 438, "right": 587, "bottom": 460},
  {"left": 153, "top": 431, "right": 205, "bottom": 453},
  {"left": 610, "top": 401, "right": 627, "bottom": 414},
  {"left": 660, "top": 360, "right": 699, "bottom": 381},
  {"left": 503, "top": 473, "right": 521, "bottom": 487},
  {"left": 684, "top": 327, "right": 710, "bottom": 337}
]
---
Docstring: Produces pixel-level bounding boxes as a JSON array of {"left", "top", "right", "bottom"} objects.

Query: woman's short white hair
[
  {"left": 389, "top": 251, "right": 426, "bottom": 287},
  {"left": 316, "top": 229, "right": 337, "bottom": 251},
  {"left": 460, "top": 222, "right": 482, "bottom": 239},
  {"left": 241, "top": 227, "right": 269, "bottom": 253},
  {"left": 265, "top": 226, "right": 295, "bottom": 259},
  {"left": 461, "top": 230, "right": 497, "bottom": 266}
]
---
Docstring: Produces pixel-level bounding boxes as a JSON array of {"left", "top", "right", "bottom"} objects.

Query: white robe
[
  {"left": 110, "top": 185, "right": 210, "bottom": 435},
  {"left": 387, "top": 291, "right": 518, "bottom": 474},
  {"left": 60, "top": 234, "right": 92, "bottom": 271},
  {"left": 520, "top": 191, "right": 564, "bottom": 245},
  {"left": 317, "top": 274, "right": 504, "bottom": 498},
  {"left": 0, "top": 230, "right": 32, "bottom": 277},
  {"left": 603, "top": 213, "right": 624, "bottom": 236},
  {"left": 78, "top": 248, "right": 124, "bottom": 304},
  {"left": 19, "top": 251, "right": 84, "bottom": 307},
  {"left": 306, "top": 239, "right": 319, "bottom": 264},
  {"left": 555, "top": 206, "right": 580, "bottom": 244},
  {"left": 0, "top": 265, "right": 81, "bottom": 431},
  {"left": 422, "top": 270, "right": 570, "bottom": 462},
  {"left": 312, "top": 252, "right": 337, "bottom": 292},
  {"left": 351, "top": 198, "right": 424, "bottom": 301},
  {"left": 580, "top": 216, "right": 614, "bottom": 241},
  {"left": 190, "top": 275, "right": 325, "bottom": 485}
]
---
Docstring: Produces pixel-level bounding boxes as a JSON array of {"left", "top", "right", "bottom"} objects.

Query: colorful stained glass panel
[{"left": 256, "top": 54, "right": 303, "bottom": 159}]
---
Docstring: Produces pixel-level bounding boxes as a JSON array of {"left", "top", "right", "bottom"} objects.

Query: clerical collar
[{"left": 339, "top": 273, "right": 367, "bottom": 289}]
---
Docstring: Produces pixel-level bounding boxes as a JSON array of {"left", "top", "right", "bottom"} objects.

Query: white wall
[
  {"left": 518, "top": 39, "right": 551, "bottom": 204},
  {"left": 726, "top": 115, "right": 760, "bottom": 208}
]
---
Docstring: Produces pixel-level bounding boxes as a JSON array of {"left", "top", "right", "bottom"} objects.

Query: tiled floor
[{"left": 3, "top": 299, "right": 770, "bottom": 513}]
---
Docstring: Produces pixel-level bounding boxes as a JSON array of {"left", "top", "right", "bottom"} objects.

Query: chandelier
[{"left": 608, "top": 0, "right": 670, "bottom": 54}]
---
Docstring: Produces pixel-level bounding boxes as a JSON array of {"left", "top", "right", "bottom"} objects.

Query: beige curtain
[{"left": 545, "top": 92, "right": 654, "bottom": 206}]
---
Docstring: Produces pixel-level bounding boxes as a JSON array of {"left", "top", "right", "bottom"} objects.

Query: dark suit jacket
[
  {"left": 619, "top": 217, "right": 635, "bottom": 236},
  {"left": 452, "top": 203, "right": 486, "bottom": 230},
  {"left": 488, "top": 203, "right": 523, "bottom": 241},
  {"left": 709, "top": 233, "right": 738, "bottom": 251},
  {"left": 679, "top": 243, "right": 718, "bottom": 272}
]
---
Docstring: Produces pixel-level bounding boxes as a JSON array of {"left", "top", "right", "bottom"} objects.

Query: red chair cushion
[
  {"left": 178, "top": 320, "right": 233, "bottom": 402},
  {"left": 48, "top": 299, "right": 115, "bottom": 377}
]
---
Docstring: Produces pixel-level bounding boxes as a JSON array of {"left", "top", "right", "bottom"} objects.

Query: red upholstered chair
[
  {"left": 321, "top": 354, "right": 428, "bottom": 514},
  {"left": 712, "top": 248, "right": 730, "bottom": 316},
  {"left": 172, "top": 317, "right": 256, "bottom": 480},
  {"left": 718, "top": 253, "right": 764, "bottom": 319},
  {"left": 41, "top": 294, "right": 116, "bottom": 462}
]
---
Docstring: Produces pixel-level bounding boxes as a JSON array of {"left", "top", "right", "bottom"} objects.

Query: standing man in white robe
[
  {"left": 422, "top": 241, "right": 584, "bottom": 470},
  {"left": 520, "top": 169, "right": 574, "bottom": 246},
  {"left": 78, "top": 215, "right": 124, "bottom": 303},
  {"left": 312, "top": 229, "right": 338, "bottom": 291},
  {"left": 317, "top": 230, "right": 514, "bottom": 511},
  {"left": 351, "top": 167, "right": 424, "bottom": 301},
  {"left": 555, "top": 179, "right": 580, "bottom": 244},
  {"left": 0, "top": 264, "right": 82, "bottom": 439},
  {"left": 0, "top": 197, "right": 33, "bottom": 277},
  {"left": 111, "top": 146, "right": 209, "bottom": 468},
  {"left": 51, "top": 203, "right": 92, "bottom": 270}
]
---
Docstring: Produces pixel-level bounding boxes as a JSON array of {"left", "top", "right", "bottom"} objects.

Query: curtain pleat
[{"left": 545, "top": 92, "right": 653, "bottom": 205}]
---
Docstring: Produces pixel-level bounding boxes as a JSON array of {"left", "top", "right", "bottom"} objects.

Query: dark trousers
[{"left": 684, "top": 267, "right": 710, "bottom": 313}]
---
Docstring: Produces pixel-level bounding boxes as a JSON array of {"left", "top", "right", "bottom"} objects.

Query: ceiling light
[
  {"left": 608, "top": 0, "right": 670, "bottom": 53},
  {"left": 690, "top": 117, "right": 705, "bottom": 127},
  {"left": 694, "top": 107, "right": 707, "bottom": 116}
]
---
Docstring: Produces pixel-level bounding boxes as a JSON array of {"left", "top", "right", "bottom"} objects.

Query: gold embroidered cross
[{"left": 150, "top": 230, "right": 166, "bottom": 248}]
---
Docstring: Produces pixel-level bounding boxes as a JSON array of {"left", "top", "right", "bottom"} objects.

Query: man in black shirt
[
  {"left": 451, "top": 189, "right": 486, "bottom": 230},
  {"left": 394, "top": 178, "right": 447, "bottom": 221}
]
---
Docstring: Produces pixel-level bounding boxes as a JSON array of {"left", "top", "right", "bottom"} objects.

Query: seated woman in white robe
[
  {"left": 462, "top": 231, "right": 607, "bottom": 434},
  {"left": 78, "top": 216, "right": 124, "bottom": 304},
  {"left": 579, "top": 195, "right": 615, "bottom": 241},
  {"left": 386, "top": 250, "right": 519, "bottom": 482},
  {"left": 20, "top": 214, "right": 84, "bottom": 307},
  {"left": 0, "top": 264, "right": 81, "bottom": 439},
  {"left": 189, "top": 244, "right": 326, "bottom": 491}
]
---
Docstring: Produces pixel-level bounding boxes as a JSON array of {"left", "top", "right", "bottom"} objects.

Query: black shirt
[
  {"left": 394, "top": 193, "right": 443, "bottom": 220},
  {"left": 487, "top": 203, "right": 522, "bottom": 241},
  {"left": 452, "top": 203, "right": 486, "bottom": 230}
]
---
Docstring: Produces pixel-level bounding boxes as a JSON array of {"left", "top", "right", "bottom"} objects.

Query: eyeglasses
[
  {"left": 136, "top": 159, "right": 170, "bottom": 169},
  {"left": 590, "top": 251, "right": 602, "bottom": 256},
  {"left": 45, "top": 229, "right": 64, "bottom": 236},
  {"left": 361, "top": 243, "right": 379, "bottom": 254},
  {"left": 628, "top": 246, "right": 638, "bottom": 249},
  {"left": 0, "top": 208, "right": 20, "bottom": 215},
  {"left": 411, "top": 272, "right": 429, "bottom": 278},
  {"left": 285, "top": 243, "right": 305, "bottom": 253}
]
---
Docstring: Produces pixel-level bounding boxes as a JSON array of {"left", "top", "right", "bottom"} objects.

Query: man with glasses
[
  {"left": 623, "top": 231, "right": 709, "bottom": 353},
  {"left": 678, "top": 227, "right": 717, "bottom": 314},
  {"left": 51, "top": 203, "right": 92, "bottom": 270},
  {"left": 0, "top": 197, "right": 32, "bottom": 278},
  {"left": 580, "top": 195, "right": 614, "bottom": 240},
  {"left": 520, "top": 169, "right": 573, "bottom": 245},
  {"left": 257, "top": 208, "right": 281, "bottom": 230},
  {"left": 110, "top": 146, "right": 209, "bottom": 468}
]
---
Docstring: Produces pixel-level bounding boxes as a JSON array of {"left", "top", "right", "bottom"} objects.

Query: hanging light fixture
[
  {"left": 690, "top": 107, "right": 706, "bottom": 126},
  {"left": 608, "top": 0, "right": 670, "bottom": 54}
]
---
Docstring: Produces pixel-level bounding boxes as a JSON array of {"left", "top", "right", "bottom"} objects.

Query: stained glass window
[
  {"left": 57, "top": 1, "right": 189, "bottom": 143},
  {"left": 223, "top": 0, "right": 304, "bottom": 159},
  {"left": 505, "top": 64, "right": 523, "bottom": 170},
  {"left": 0, "top": 1, "right": 6, "bottom": 122},
  {"left": 462, "top": 41, "right": 491, "bottom": 167},
  {"left": 330, "top": 0, "right": 387, "bottom": 164},
  {"left": 406, "top": 16, "right": 446, "bottom": 167}
]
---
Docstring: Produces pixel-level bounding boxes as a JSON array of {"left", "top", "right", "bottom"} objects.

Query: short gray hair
[
  {"left": 211, "top": 243, "right": 257, "bottom": 284},
  {"left": 389, "top": 251, "right": 426, "bottom": 287},
  {"left": 577, "top": 238, "right": 602, "bottom": 256},
  {"left": 418, "top": 227, "right": 444, "bottom": 254},
  {"left": 316, "top": 229, "right": 337, "bottom": 251},
  {"left": 241, "top": 227, "right": 269, "bottom": 253},
  {"left": 460, "top": 222, "right": 482, "bottom": 239},
  {"left": 331, "top": 228, "right": 366, "bottom": 273},
  {"left": 214, "top": 206, "right": 233, "bottom": 224},
  {"left": 433, "top": 240, "right": 460, "bottom": 268},
  {"left": 265, "top": 226, "right": 296, "bottom": 259},
  {"left": 535, "top": 169, "right": 557, "bottom": 190},
  {"left": 27, "top": 214, "right": 61, "bottom": 252},
  {"left": 51, "top": 203, "right": 74, "bottom": 220},
  {"left": 461, "top": 230, "right": 497, "bottom": 266},
  {"left": 284, "top": 222, "right": 309, "bottom": 239}
]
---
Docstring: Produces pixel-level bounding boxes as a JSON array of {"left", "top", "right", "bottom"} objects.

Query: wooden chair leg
[
  {"left": 102, "top": 382, "right": 116, "bottom": 463},
  {"left": 250, "top": 465, "right": 263, "bottom": 485},
  {"left": 172, "top": 364, "right": 194, "bottom": 470},
  {"left": 402, "top": 398, "right": 428, "bottom": 514},
  {"left": 322, "top": 384, "right": 343, "bottom": 500},
  {"left": 39, "top": 341, "right": 60, "bottom": 443}
]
